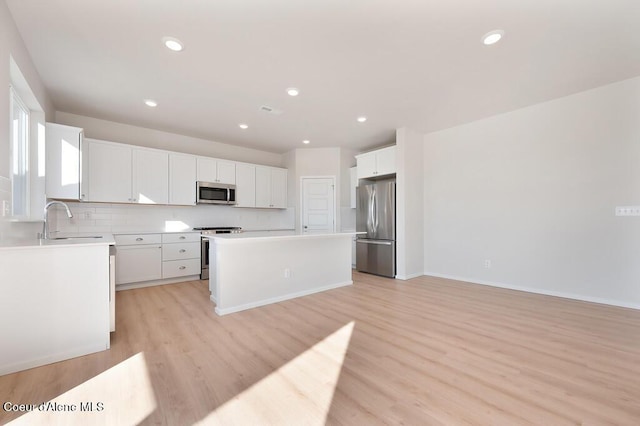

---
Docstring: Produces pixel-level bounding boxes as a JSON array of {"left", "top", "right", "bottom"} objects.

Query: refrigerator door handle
[
  {"left": 372, "top": 187, "right": 378, "bottom": 234},
  {"left": 368, "top": 189, "right": 374, "bottom": 235}
]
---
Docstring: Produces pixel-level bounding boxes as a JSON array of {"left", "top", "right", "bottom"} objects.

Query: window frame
[{"left": 9, "top": 85, "right": 31, "bottom": 219}]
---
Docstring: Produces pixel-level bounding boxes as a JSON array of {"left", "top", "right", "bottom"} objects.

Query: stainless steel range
[{"left": 195, "top": 227, "right": 242, "bottom": 279}]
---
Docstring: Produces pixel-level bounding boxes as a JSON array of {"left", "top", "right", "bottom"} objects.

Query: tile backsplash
[{"left": 51, "top": 202, "right": 295, "bottom": 234}]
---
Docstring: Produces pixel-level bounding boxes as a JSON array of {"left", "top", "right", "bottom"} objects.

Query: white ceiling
[{"left": 6, "top": 0, "right": 640, "bottom": 154}]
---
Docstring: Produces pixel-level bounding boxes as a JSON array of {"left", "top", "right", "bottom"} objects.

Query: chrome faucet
[{"left": 41, "top": 201, "right": 73, "bottom": 239}]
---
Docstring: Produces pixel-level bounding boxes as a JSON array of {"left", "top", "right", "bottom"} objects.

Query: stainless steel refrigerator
[{"left": 356, "top": 179, "right": 396, "bottom": 277}]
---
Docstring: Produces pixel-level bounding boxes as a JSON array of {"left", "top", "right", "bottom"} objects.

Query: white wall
[
  {"left": 423, "top": 76, "right": 640, "bottom": 308},
  {"left": 55, "top": 112, "right": 284, "bottom": 167},
  {"left": 286, "top": 147, "right": 342, "bottom": 231},
  {"left": 396, "top": 128, "right": 424, "bottom": 279},
  {"left": 0, "top": 1, "right": 54, "bottom": 240}
]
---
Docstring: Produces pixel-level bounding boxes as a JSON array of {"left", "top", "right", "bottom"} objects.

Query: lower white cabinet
[
  {"left": 115, "top": 232, "right": 201, "bottom": 286},
  {"left": 161, "top": 232, "right": 201, "bottom": 279},
  {"left": 115, "top": 243, "right": 162, "bottom": 284},
  {"left": 162, "top": 259, "right": 201, "bottom": 278}
]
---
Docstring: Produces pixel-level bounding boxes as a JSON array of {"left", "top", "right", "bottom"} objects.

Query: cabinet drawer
[
  {"left": 115, "top": 233, "right": 162, "bottom": 246},
  {"left": 162, "top": 258, "right": 201, "bottom": 279},
  {"left": 162, "top": 232, "right": 201, "bottom": 244},
  {"left": 162, "top": 242, "right": 201, "bottom": 261}
]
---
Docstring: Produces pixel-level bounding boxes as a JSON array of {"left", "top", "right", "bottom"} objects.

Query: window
[{"left": 10, "top": 86, "right": 30, "bottom": 217}]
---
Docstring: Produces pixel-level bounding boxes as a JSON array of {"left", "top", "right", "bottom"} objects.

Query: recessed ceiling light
[
  {"left": 238, "top": 123, "right": 249, "bottom": 129},
  {"left": 287, "top": 88, "right": 300, "bottom": 97},
  {"left": 144, "top": 99, "right": 158, "bottom": 107},
  {"left": 302, "top": 140, "right": 310, "bottom": 144},
  {"left": 482, "top": 30, "right": 504, "bottom": 45},
  {"left": 357, "top": 116, "right": 367, "bottom": 123},
  {"left": 162, "top": 36, "right": 184, "bottom": 52}
]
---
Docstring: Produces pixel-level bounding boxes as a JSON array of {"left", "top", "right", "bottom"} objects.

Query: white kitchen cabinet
[
  {"left": 132, "top": 149, "right": 168, "bottom": 204},
  {"left": 196, "top": 157, "right": 236, "bottom": 184},
  {"left": 161, "top": 232, "right": 201, "bottom": 279},
  {"left": 169, "top": 153, "right": 197, "bottom": 205},
  {"left": 86, "top": 139, "right": 132, "bottom": 203},
  {"left": 255, "top": 166, "right": 271, "bottom": 208},
  {"left": 270, "top": 168, "right": 287, "bottom": 208},
  {"left": 115, "top": 234, "right": 163, "bottom": 285},
  {"left": 45, "top": 122, "right": 83, "bottom": 200},
  {"left": 350, "top": 166, "right": 357, "bottom": 209},
  {"left": 114, "top": 233, "right": 200, "bottom": 286},
  {"left": 356, "top": 146, "right": 396, "bottom": 179},
  {"left": 235, "top": 163, "right": 256, "bottom": 208},
  {"left": 255, "top": 166, "right": 287, "bottom": 208},
  {"left": 81, "top": 137, "right": 287, "bottom": 209},
  {"left": 86, "top": 139, "right": 169, "bottom": 204}
]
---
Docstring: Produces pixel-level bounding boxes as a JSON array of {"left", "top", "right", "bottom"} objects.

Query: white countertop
[
  {"left": 205, "top": 230, "right": 363, "bottom": 243},
  {"left": 0, "top": 233, "right": 116, "bottom": 250},
  {"left": 111, "top": 229, "right": 202, "bottom": 235}
]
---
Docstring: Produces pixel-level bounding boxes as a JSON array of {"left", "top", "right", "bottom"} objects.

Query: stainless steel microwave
[{"left": 196, "top": 181, "right": 236, "bottom": 205}]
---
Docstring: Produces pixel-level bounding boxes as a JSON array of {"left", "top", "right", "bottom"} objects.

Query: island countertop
[{"left": 204, "top": 230, "right": 362, "bottom": 243}]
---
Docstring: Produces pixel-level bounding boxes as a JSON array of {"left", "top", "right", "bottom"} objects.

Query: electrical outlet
[
  {"left": 615, "top": 206, "right": 640, "bottom": 216},
  {"left": 483, "top": 259, "right": 491, "bottom": 269},
  {"left": 84, "top": 211, "right": 92, "bottom": 220},
  {"left": 284, "top": 268, "right": 291, "bottom": 278}
]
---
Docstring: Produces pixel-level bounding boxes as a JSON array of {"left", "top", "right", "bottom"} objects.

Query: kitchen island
[{"left": 206, "top": 231, "right": 358, "bottom": 315}]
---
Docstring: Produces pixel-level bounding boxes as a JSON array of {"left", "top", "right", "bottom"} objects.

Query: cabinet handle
[
  {"left": 179, "top": 236, "right": 186, "bottom": 240},
  {"left": 136, "top": 237, "right": 143, "bottom": 241},
  {"left": 179, "top": 266, "right": 186, "bottom": 270},
  {"left": 179, "top": 249, "right": 186, "bottom": 253}
]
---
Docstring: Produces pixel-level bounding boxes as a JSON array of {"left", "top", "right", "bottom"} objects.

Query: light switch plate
[{"left": 615, "top": 206, "right": 640, "bottom": 216}]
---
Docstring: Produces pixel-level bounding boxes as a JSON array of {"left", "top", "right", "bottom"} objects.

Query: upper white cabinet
[
  {"left": 85, "top": 139, "right": 132, "bottom": 203},
  {"left": 169, "top": 153, "right": 196, "bottom": 206},
  {"left": 132, "top": 149, "right": 168, "bottom": 204},
  {"left": 45, "top": 123, "right": 83, "bottom": 200},
  {"left": 196, "top": 157, "right": 236, "bottom": 184},
  {"left": 85, "top": 139, "right": 169, "bottom": 204},
  {"left": 235, "top": 163, "right": 256, "bottom": 208},
  {"left": 60, "top": 135, "right": 286, "bottom": 209},
  {"left": 255, "top": 166, "right": 287, "bottom": 208},
  {"left": 356, "top": 146, "right": 396, "bottom": 179}
]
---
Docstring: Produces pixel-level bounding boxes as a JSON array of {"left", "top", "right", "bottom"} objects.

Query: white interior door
[{"left": 302, "top": 177, "right": 335, "bottom": 234}]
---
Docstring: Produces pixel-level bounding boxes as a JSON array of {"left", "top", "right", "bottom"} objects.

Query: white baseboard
[
  {"left": 395, "top": 272, "right": 423, "bottom": 280},
  {"left": 215, "top": 280, "right": 353, "bottom": 316},
  {"left": 423, "top": 271, "right": 640, "bottom": 310},
  {"left": 116, "top": 275, "right": 201, "bottom": 291},
  {"left": 0, "top": 342, "right": 109, "bottom": 376}
]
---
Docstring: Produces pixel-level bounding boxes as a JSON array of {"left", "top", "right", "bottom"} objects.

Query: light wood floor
[{"left": 1, "top": 272, "right": 640, "bottom": 425}]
